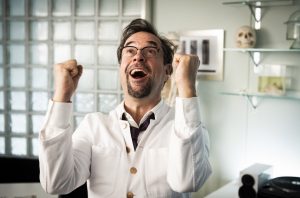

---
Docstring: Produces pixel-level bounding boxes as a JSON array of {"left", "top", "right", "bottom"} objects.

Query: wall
[{"left": 153, "top": 0, "right": 300, "bottom": 197}]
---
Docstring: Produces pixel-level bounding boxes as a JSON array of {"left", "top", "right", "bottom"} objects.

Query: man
[{"left": 39, "top": 18, "right": 211, "bottom": 198}]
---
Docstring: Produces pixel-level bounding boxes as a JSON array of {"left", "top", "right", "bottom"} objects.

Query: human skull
[
  {"left": 236, "top": 26, "right": 256, "bottom": 48},
  {"left": 166, "top": 31, "right": 180, "bottom": 52}
]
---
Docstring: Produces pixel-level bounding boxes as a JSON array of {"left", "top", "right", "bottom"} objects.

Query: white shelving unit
[
  {"left": 222, "top": 0, "right": 296, "bottom": 21},
  {"left": 222, "top": 1, "right": 300, "bottom": 108}
]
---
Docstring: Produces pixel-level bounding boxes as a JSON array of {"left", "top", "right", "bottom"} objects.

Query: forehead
[{"left": 124, "top": 32, "right": 161, "bottom": 47}]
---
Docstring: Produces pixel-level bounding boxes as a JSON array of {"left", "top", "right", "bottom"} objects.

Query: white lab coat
[{"left": 39, "top": 97, "right": 211, "bottom": 198}]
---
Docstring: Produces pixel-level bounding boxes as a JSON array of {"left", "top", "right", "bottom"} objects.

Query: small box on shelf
[{"left": 256, "top": 64, "right": 287, "bottom": 96}]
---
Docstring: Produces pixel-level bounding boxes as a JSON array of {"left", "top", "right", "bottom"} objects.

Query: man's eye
[
  {"left": 126, "top": 48, "right": 136, "bottom": 54},
  {"left": 146, "top": 48, "right": 156, "bottom": 55}
]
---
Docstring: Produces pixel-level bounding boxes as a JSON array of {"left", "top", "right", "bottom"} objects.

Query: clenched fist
[
  {"left": 172, "top": 54, "right": 200, "bottom": 98},
  {"left": 53, "top": 59, "right": 83, "bottom": 102}
]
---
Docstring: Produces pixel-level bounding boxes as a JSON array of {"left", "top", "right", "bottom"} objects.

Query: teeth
[{"left": 130, "top": 69, "right": 144, "bottom": 75}]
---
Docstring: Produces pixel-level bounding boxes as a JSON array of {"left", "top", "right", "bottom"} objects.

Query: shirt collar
[{"left": 117, "top": 100, "right": 164, "bottom": 127}]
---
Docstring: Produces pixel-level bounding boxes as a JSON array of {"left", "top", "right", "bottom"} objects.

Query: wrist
[
  {"left": 177, "top": 85, "right": 196, "bottom": 98},
  {"left": 53, "top": 92, "right": 72, "bottom": 102}
]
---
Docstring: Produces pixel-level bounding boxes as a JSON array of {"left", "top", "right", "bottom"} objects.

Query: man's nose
[{"left": 133, "top": 50, "right": 145, "bottom": 62}]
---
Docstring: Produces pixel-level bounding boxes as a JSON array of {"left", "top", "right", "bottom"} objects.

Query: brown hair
[{"left": 117, "top": 18, "right": 175, "bottom": 69}]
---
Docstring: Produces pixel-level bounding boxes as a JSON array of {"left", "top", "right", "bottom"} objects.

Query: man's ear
[
  {"left": 165, "top": 64, "right": 173, "bottom": 75},
  {"left": 163, "top": 64, "right": 173, "bottom": 84}
]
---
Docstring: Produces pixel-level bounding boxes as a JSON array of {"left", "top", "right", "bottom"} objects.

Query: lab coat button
[
  {"left": 130, "top": 167, "right": 137, "bottom": 174},
  {"left": 126, "top": 146, "right": 130, "bottom": 153},
  {"left": 127, "top": 192, "right": 134, "bottom": 198}
]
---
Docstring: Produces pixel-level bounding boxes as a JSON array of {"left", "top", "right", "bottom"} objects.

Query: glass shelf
[
  {"left": 222, "top": 0, "right": 295, "bottom": 8},
  {"left": 224, "top": 48, "right": 300, "bottom": 66},
  {"left": 221, "top": 90, "right": 300, "bottom": 108},
  {"left": 222, "top": 0, "right": 296, "bottom": 22},
  {"left": 224, "top": 48, "right": 300, "bottom": 52}
]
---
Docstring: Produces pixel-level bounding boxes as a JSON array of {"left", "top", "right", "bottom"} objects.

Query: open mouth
[{"left": 130, "top": 69, "right": 147, "bottom": 79}]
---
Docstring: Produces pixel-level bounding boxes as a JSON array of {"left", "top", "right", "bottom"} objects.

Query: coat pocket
[
  {"left": 145, "top": 148, "right": 171, "bottom": 195},
  {"left": 89, "top": 145, "right": 121, "bottom": 195}
]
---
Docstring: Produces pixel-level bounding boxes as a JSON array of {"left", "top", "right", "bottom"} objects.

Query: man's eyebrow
[
  {"left": 124, "top": 41, "right": 159, "bottom": 47},
  {"left": 147, "top": 41, "right": 159, "bottom": 47}
]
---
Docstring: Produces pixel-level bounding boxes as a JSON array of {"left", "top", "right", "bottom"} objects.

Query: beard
[{"left": 126, "top": 74, "right": 152, "bottom": 98}]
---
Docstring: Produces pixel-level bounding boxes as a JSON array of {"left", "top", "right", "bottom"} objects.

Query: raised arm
[
  {"left": 167, "top": 53, "right": 212, "bottom": 192},
  {"left": 39, "top": 60, "right": 90, "bottom": 194}
]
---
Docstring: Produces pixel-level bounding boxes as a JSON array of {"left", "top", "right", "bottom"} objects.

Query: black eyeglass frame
[{"left": 121, "top": 46, "right": 160, "bottom": 58}]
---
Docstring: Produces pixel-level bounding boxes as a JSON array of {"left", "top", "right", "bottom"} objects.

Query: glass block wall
[{"left": 0, "top": 0, "right": 150, "bottom": 157}]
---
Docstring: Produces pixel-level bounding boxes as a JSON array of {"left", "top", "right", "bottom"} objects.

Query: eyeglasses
[{"left": 121, "top": 46, "right": 160, "bottom": 58}]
